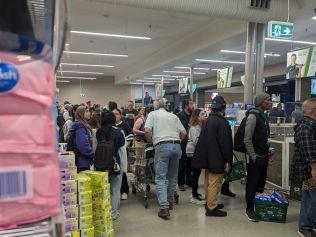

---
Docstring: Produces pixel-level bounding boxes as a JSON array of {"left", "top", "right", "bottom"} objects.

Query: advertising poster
[
  {"left": 286, "top": 47, "right": 316, "bottom": 79},
  {"left": 217, "top": 67, "right": 233, "bottom": 88},
  {"left": 178, "top": 77, "right": 189, "bottom": 94},
  {"left": 155, "top": 83, "right": 162, "bottom": 98}
]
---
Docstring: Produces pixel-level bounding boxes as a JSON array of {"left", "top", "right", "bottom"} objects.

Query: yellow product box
[
  {"left": 93, "top": 218, "right": 113, "bottom": 232},
  {"left": 79, "top": 204, "right": 93, "bottom": 217},
  {"left": 79, "top": 215, "right": 93, "bottom": 229},
  {"left": 65, "top": 231, "right": 80, "bottom": 237},
  {"left": 64, "top": 205, "right": 79, "bottom": 219},
  {"left": 94, "top": 230, "right": 114, "bottom": 237},
  {"left": 82, "top": 171, "right": 109, "bottom": 188},
  {"left": 80, "top": 226, "right": 94, "bottom": 237},
  {"left": 92, "top": 201, "right": 111, "bottom": 212},
  {"left": 60, "top": 168, "right": 77, "bottom": 182},
  {"left": 62, "top": 192, "right": 77, "bottom": 207},
  {"left": 78, "top": 191, "right": 92, "bottom": 205},
  {"left": 65, "top": 218, "right": 78, "bottom": 233},
  {"left": 92, "top": 188, "right": 110, "bottom": 202},
  {"left": 77, "top": 173, "right": 91, "bottom": 192},
  {"left": 92, "top": 210, "right": 111, "bottom": 222},
  {"left": 61, "top": 180, "right": 78, "bottom": 194}
]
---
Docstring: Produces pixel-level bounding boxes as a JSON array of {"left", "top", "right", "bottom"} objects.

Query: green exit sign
[{"left": 268, "top": 21, "right": 294, "bottom": 40}]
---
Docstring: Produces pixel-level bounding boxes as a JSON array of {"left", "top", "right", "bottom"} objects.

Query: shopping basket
[{"left": 224, "top": 154, "right": 247, "bottom": 182}]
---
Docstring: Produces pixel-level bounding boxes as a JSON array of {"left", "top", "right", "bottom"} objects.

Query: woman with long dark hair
[
  {"left": 96, "top": 111, "right": 125, "bottom": 220},
  {"left": 186, "top": 108, "right": 206, "bottom": 204}
]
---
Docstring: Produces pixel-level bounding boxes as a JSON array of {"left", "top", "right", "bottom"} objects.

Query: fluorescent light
[
  {"left": 220, "top": 49, "right": 281, "bottom": 57},
  {"left": 130, "top": 82, "right": 155, "bottom": 85},
  {"left": 144, "top": 77, "right": 163, "bottom": 80},
  {"left": 56, "top": 80, "right": 70, "bottom": 83},
  {"left": 64, "top": 51, "right": 128, "bottom": 57},
  {"left": 152, "top": 74, "right": 185, "bottom": 78},
  {"left": 174, "top": 66, "right": 210, "bottom": 70},
  {"left": 265, "top": 38, "right": 316, "bottom": 46},
  {"left": 211, "top": 69, "right": 221, "bottom": 71},
  {"left": 61, "top": 63, "right": 114, "bottom": 68},
  {"left": 58, "top": 70, "right": 104, "bottom": 75},
  {"left": 163, "top": 70, "right": 206, "bottom": 75},
  {"left": 313, "top": 16, "right": 316, "bottom": 20},
  {"left": 57, "top": 76, "right": 96, "bottom": 80},
  {"left": 71, "top": 30, "right": 152, "bottom": 40},
  {"left": 195, "top": 59, "right": 245, "bottom": 64}
]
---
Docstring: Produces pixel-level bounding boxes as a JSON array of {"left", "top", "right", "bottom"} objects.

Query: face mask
[{"left": 0, "top": 32, "right": 61, "bottom": 228}]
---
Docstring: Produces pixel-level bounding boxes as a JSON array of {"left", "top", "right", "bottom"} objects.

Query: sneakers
[
  {"left": 121, "top": 193, "right": 128, "bottom": 200},
  {"left": 297, "top": 229, "right": 316, "bottom": 237},
  {"left": 190, "top": 196, "right": 206, "bottom": 205},
  {"left": 179, "top": 185, "right": 186, "bottom": 191},
  {"left": 205, "top": 207, "right": 227, "bottom": 217},
  {"left": 158, "top": 208, "right": 170, "bottom": 219},
  {"left": 221, "top": 189, "right": 237, "bottom": 198},
  {"left": 204, "top": 203, "right": 224, "bottom": 210},
  {"left": 245, "top": 209, "right": 259, "bottom": 222}
]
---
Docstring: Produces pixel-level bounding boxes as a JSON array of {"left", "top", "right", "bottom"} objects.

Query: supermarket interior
[{"left": 1, "top": 0, "right": 316, "bottom": 237}]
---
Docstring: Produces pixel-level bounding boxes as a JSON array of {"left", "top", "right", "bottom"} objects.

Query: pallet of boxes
[{"left": 83, "top": 171, "right": 114, "bottom": 237}]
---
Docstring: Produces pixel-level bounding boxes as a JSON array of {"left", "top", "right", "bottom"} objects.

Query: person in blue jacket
[{"left": 69, "top": 105, "right": 95, "bottom": 172}]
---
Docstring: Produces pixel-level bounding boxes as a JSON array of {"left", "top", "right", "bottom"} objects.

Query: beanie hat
[
  {"left": 211, "top": 95, "right": 227, "bottom": 111},
  {"left": 254, "top": 93, "right": 270, "bottom": 107}
]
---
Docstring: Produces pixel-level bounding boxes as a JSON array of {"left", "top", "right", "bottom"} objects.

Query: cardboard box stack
[
  {"left": 78, "top": 173, "right": 94, "bottom": 237},
  {"left": 59, "top": 152, "right": 80, "bottom": 237},
  {"left": 83, "top": 171, "right": 114, "bottom": 237}
]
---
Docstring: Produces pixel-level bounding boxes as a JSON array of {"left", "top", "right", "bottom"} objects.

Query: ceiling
[{"left": 59, "top": 0, "right": 316, "bottom": 87}]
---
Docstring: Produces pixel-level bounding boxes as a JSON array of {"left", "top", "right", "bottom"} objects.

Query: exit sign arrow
[{"left": 268, "top": 21, "right": 294, "bottom": 40}]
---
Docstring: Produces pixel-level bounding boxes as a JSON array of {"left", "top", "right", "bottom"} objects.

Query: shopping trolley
[{"left": 127, "top": 144, "right": 155, "bottom": 208}]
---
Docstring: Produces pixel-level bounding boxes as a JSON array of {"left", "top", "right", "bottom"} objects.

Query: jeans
[
  {"left": 299, "top": 189, "right": 316, "bottom": 231},
  {"left": 110, "top": 173, "right": 123, "bottom": 219},
  {"left": 155, "top": 143, "right": 181, "bottom": 209},
  {"left": 245, "top": 156, "right": 268, "bottom": 209}
]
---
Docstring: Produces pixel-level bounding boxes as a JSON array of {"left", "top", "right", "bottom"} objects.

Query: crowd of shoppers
[{"left": 56, "top": 94, "right": 315, "bottom": 236}]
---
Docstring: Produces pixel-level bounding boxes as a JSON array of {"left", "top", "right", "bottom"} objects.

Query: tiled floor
[{"left": 114, "top": 182, "right": 301, "bottom": 237}]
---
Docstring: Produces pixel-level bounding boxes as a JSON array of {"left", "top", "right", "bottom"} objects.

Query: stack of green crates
[
  {"left": 255, "top": 200, "right": 289, "bottom": 223},
  {"left": 78, "top": 173, "right": 94, "bottom": 237},
  {"left": 83, "top": 171, "right": 114, "bottom": 237}
]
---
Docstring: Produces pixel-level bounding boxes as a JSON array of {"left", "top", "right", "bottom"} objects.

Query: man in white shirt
[{"left": 145, "top": 99, "right": 187, "bottom": 219}]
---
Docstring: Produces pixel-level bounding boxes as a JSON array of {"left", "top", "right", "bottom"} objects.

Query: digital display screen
[{"left": 311, "top": 78, "right": 316, "bottom": 95}]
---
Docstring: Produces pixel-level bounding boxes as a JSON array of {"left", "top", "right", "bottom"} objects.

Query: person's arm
[
  {"left": 133, "top": 118, "right": 145, "bottom": 136},
  {"left": 190, "top": 126, "right": 201, "bottom": 147},
  {"left": 244, "top": 114, "right": 257, "bottom": 161},
  {"left": 144, "top": 113, "right": 153, "bottom": 143},
  {"left": 75, "top": 127, "right": 94, "bottom": 158},
  {"left": 218, "top": 123, "right": 233, "bottom": 165}
]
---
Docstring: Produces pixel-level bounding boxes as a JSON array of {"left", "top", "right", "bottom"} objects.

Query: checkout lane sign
[
  {"left": 0, "top": 63, "right": 20, "bottom": 95},
  {"left": 268, "top": 21, "right": 294, "bottom": 40}
]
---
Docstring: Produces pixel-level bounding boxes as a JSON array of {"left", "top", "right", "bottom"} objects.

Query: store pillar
[
  {"left": 142, "top": 82, "right": 145, "bottom": 105},
  {"left": 190, "top": 66, "right": 194, "bottom": 100},
  {"left": 254, "top": 23, "right": 266, "bottom": 95}
]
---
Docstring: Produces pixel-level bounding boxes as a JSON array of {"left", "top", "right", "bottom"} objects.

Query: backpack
[
  {"left": 94, "top": 134, "right": 121, "bottom": 175},
  {"left": 234, "top": 112, "right": 257, "bottom": 153}
]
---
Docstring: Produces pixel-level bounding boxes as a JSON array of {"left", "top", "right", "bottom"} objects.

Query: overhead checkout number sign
[{"left": 268, "top": 21, "right": 294, "bottom": 40}]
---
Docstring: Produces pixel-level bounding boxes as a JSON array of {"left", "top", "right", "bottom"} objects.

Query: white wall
[{"left": 57, "top": 77, "right": 132, "bottom": 108}]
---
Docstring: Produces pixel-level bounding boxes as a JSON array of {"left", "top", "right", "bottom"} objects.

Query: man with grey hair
[
  {"left": 145, "top": 99, "right": 187, "bottom": 219},
  {"left": 291, "top": 98, "right": 316, "bottom": 237},
  {"left": 244, "top": 92, "right": 272, "bottom": 222}
]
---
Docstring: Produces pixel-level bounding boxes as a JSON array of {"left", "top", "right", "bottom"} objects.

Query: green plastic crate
[
  {"left": 225, "top": 160, "right": 247, "bottom": 182},
  {"left": 290, "top": 181, "right": 302, "bottom": 201},
  {"left": 255, "top": 201, "right": 289, "bottom": 223}
]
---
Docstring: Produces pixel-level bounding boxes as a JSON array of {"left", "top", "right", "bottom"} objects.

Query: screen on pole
[
  {"left": 311, "top": 78, "right": 316, "bottom": 95},
  {"left": 286, "top": 47, "right": 316, "bottom": 79},
  {"left": 217, "top": 66, "right": 233, "bottom": 88},
  {"left": 178, "top": 77, "right": 189, "bottom": 94}
]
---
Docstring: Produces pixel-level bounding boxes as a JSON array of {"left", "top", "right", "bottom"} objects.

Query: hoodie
[{"left": 69, "top": 121, "right": 94, "bottom": 169}]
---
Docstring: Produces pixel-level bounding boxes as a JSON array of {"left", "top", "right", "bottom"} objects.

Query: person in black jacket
[{"left": 193, "top": 96, "right": 233, "bottom": 217}]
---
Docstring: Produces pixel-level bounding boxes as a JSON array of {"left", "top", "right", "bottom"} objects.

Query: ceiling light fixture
[
  {"left": 152, "top": 74, "right": 185, "bottom": 78},
  {"left": 63, "top": 51, "right": 128, "bottom": 57},
  {"left": 163, "top": 70, "right": 206, "bottom": 75},
  {"left": 130, "top": 82, "right": 155, "bottom": 85},
  {"left": 57, "top": 70, "right": 104, "bottom": 75},
  {"left": 220, "top": 49, "right": 281, "bottom": 57},
  {"left": 174, "top": 66, "right": 210, "bottom": 70},
  {"left": 57, "top": 76, "right": 96, "bottom": 80},
  {"left": 195, "top": 59, "right": 245, "bottom": 64},
  {"left": 61, "top": 63, "right": 114, "bottom": 68},
  {"left": 56, "top": 80, "right": 70, "bottom": 83},
  {"left": 313, "top": 16, "right": 316, "bottom": 20},
  {"left": 71, "top": 30, "right": 152, "bottom": 40},
  {"left": 265, "top": 38, "right": 316, "bottom": 46}
]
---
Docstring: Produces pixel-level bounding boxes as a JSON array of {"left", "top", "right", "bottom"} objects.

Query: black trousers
[
  {"left": 245, "top": 156, "right": 269, "bottom": 209},
  {"left": 121, "top": 172, "right": 129, "bottom": 194},
  {"left": 191, "top": 167, "right": 202, "bottom": 197},
  {"left": 178, "top": 143, "right": 192, "bottom": 186}
]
